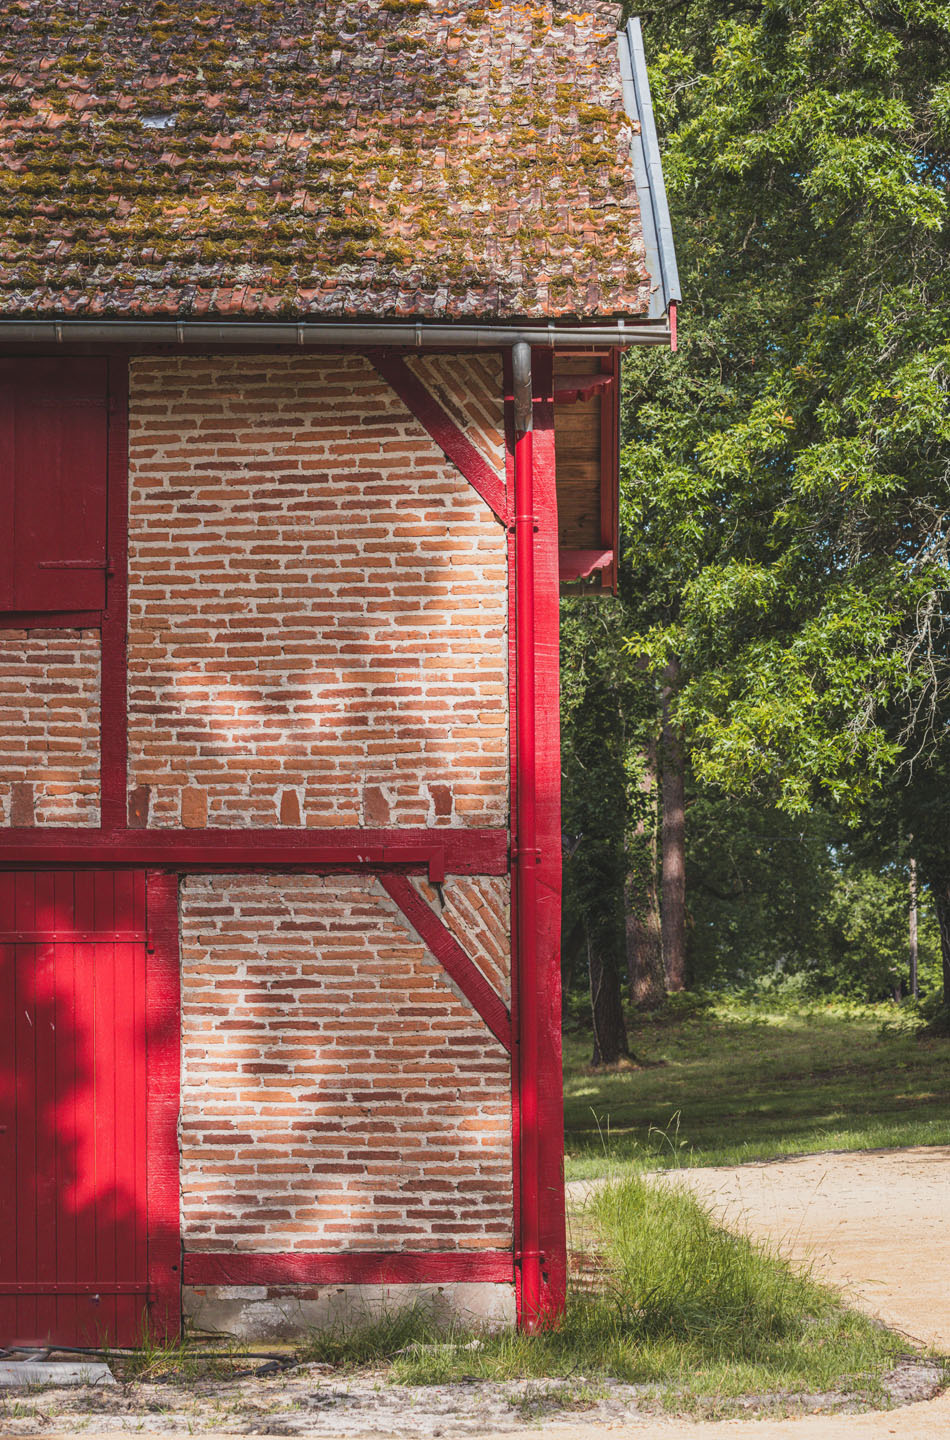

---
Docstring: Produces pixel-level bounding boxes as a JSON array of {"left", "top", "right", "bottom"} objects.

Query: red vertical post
[
  {"left": 145, "top": 870, "right": 182, "bottom": 1340},
  {"left": 100, "top": 357, "right": 129, "bottom": 832},
  {"left": 512, "top": 345, "right": 566, "bottom": 1329}
]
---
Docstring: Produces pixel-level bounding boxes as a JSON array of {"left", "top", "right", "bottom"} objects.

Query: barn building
[{"left": 0, "top": 2, "right": 679, "bottom": 1343}]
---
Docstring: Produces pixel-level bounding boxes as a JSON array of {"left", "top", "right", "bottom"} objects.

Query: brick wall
[
  {"left": 406, "top": 353, "right": 506, "bottom": 479},
  {"left": 415, "top": 874, "right": 511, "bottom": 1005},
  {"left": 0, "top": 630, "right": 100, "bottom": 826},
  {"left": 180, "top": 873, "right": 513, "bottom": 1253},
  {"left": 127, "top": 353, "right": 509, "bottom": 830}
]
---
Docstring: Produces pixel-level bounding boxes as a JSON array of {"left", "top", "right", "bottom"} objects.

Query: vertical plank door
[{"left": 0, "top": 870, "right": 170, "bottom": 1347}]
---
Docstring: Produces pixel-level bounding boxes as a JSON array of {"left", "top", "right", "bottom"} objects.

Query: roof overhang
[
  {"left": 619, "top": 18, "right": 681, "bottom": 324},
  {"left": 0, "top": 318, "right": 672, "bottom": 349}
]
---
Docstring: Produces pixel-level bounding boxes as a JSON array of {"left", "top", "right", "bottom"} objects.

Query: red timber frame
[{"left": 0, "top": 343, "right": 567, "bottom": 1332}]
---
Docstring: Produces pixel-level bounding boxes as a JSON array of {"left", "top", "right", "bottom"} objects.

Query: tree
[
  {"left": 624, "top": 734, "right": 666, "bottom": 1007},
  {"left": 560, "top": 600, "right": 636, "bottom": 1063},
  {"left": 619, "top": 0, "right": 950, "bottom": 993}
]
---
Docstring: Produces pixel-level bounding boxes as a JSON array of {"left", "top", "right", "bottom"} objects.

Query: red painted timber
[
  {"left": 0, "top": 871, "right": 153, "bottom": 1347},
  {"left": 0, "top": 828, "right": 506, "bottom": 878},
  {"left": 513, "top": 408, "right": 542, "bottom": 1330},
  {"left": 100, "top": 358, "right": 130, "bottom": 830},
  {"left": 0, "top": 611, "right": 102, "bottom": 631},
  {"left": 145, "top": 871, "right": 182, "bottom": 1341},
  {"left": 379, "top": 872, "right": 511, "bottom": 1052},
  {"left": 558, "top": 549, "right": 614, "bottom": 583},
  {"left": 369, "top": 351, "right": 509, "bottom": 522},
  {"left": 185, "top": 1251, "right": 513, "bottom": 1287},
  {"left": 598, "top": 351, "right": 621, "bottom": 593},
  {"left": 502, "top": 352, "right": 523, "bottom": 1326},
  {"left": 528, "top": 350, "right": 567, "bottom": 1322},
  {"left": 552, "top": 372, "right": 616, "bottom": 405},
  {"left": 0, "top": 359, "right": 109, "bottom": 614}
]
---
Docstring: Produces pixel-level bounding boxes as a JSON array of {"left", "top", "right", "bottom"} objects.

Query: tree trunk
[
  {"left": 661, "top": 660, "right": 687, "bottom": 992},
  {"left": 933, "top": 881, "right": 950, "bottom": 1006},
  {"left": 588, "top": 929, "right": 630, "bottom": 1067},
  {"left": 909, "top": 857, "right": 919, "bottom": 1001},
  {"left": 625, "top": 738, "right": 665, "bottom": 1008}
]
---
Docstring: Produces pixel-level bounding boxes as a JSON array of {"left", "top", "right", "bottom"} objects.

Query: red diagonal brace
[
  {"left": 379, "top": 872, "right": 512, "bottom": 1053},
  {"left": 369, "top": 352, "right": 509, "bottom": 523}
]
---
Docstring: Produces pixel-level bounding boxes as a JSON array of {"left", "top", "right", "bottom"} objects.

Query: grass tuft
[
  {"left": 299, "top": 1305, "right": 448, "bottom": 1368},
  {"left": 294, "top": 1177, "right": 907, "bottom": 1411}
]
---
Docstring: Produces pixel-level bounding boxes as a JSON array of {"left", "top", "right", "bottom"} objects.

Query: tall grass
[{"left": 303, "top": 1177, "right": 907, "bottom": 1410}]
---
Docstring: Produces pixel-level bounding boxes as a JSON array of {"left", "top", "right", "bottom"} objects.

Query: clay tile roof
[{"left": 0, "top": 1, "right": 662, "bottom": 322}]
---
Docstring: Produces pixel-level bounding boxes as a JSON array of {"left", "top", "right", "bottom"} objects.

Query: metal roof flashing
[{"left": 619, "top": 18, "right": 681, "bottom": 323}]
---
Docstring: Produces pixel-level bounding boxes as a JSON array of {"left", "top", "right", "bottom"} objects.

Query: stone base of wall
[{"left": 183, "top": 1282, "right": 516, "bottom": 1339}]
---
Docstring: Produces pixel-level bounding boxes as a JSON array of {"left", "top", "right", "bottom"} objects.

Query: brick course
[
  {"left": 127, "top": 353, "right": 509, "bottom": 829},
  {"left": 415, "top": 875, "right": 511, "bottom": 1006},
  {"left": 0, "top": 630, "right": 100, "bottom": 826},
  {"left": 180, "top": 873, "right": 513, "bottom": 1254},
  {"left": 406, "top": 353, "right": 506, "bottom": 481}
]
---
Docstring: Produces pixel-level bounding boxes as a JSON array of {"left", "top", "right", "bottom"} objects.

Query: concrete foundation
[{"left": 183, "top": 1282, "right": 517, "bottom": 1340}]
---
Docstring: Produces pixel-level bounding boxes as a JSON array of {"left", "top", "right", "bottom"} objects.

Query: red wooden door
[{"left": 0, "top": 871, "right": 163, "bottom": 1347}]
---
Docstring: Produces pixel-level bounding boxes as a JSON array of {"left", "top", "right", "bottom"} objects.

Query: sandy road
[{"left": 649, "top": 1146, "right": 950, "bottom": 1353}]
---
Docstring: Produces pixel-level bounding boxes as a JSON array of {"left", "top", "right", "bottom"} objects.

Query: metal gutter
[
  {"left": 619, "top": 17, "right": 681, "bottom": 323},
  {"left": 0, "top": 317, "right": 671, "bottom": 348}
]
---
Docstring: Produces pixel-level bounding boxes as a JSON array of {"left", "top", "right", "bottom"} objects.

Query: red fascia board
[
  {"left": 369, "top": 351, "right": 509, "bottom": 523},
  {"left": 379, "top": 871, "right": 512, "bottom": 1052},
  {"left": 0, "top": 827, "right": 507, "bottom": 879},
  {"left": 184, "top": 1250, "right": 513, "bottom": 1287}
]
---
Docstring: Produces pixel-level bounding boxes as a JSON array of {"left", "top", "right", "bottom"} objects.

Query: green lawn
[{"left": 564, "top": 995, "right": 950, "bottom": 1180}]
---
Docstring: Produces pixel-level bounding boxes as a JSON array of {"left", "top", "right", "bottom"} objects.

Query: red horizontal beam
[
  {"left": 380, "top": 872, "right": 512, "bottom": 1052},
  {"left": 558, "top": 549, "right": 614, "bottom": 583},
  {"left": 0, "top": 1282, "right": 150, "bottom": 1295},
  {"left": 553, "top": 373, "right": 616, "bottom": 405},
  {"left": 0, "top": 930, "right": 146, "bottom": 943},
  {"left": 184, "top": 1250, "right": 513, "bottom": 1287},
  {"left": 0, "top": 827, "right": 508, "bottom": 878},
  {"left": 0, "top": 611, "right": 102, "bottom": 630}
]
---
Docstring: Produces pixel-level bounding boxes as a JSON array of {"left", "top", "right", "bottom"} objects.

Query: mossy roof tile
[{"left": 0, "top": 0, "right": 652, "bottom": 321}]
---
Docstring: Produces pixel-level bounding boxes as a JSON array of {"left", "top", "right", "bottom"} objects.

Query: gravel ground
[{"left": 0, "top": 1358, "right": 943, "bottom": 1437}]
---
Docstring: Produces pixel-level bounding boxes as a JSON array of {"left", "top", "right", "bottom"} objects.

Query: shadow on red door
[{"left": 0, "top": 870, "right": 160, "bottom": 1347}]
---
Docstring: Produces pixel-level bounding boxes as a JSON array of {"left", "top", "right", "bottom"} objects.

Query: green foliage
[
  {"left": 620, "top": 0, "right": 950, "bottom": 821},
  {"left": 560, "top": 598, "right": 656, "bottom": 1004},
  {"left": 686, "top": 793, "right": 943, "bottom": 996}
]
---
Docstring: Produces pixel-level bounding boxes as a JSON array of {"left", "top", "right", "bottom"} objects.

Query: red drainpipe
[{"left": 512, "top": 342, "right": 542, "bottom": 1330}]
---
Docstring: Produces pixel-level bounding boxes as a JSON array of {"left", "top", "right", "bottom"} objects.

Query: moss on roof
[{"left": 0, "top": 0, "right": 652, "bottom": 321}]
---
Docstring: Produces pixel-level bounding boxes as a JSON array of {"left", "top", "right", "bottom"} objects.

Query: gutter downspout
[{"left": 512, "top": 341, "right": 542, "bottom": 1331}]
